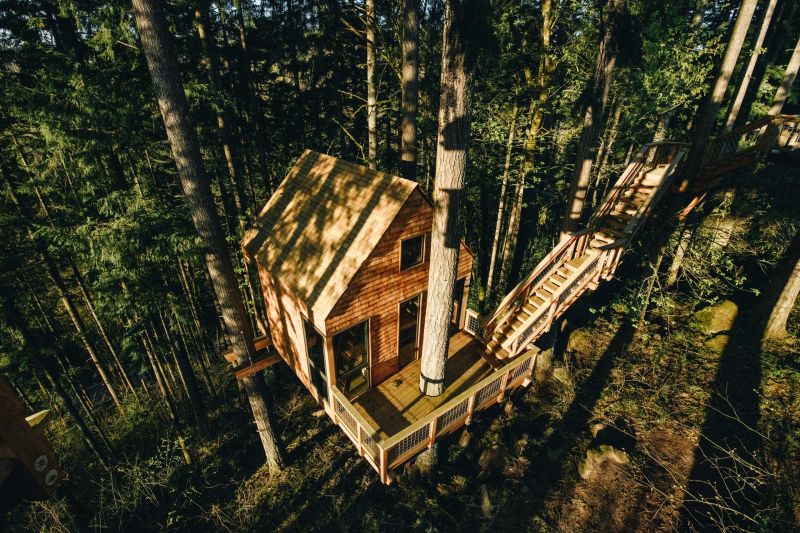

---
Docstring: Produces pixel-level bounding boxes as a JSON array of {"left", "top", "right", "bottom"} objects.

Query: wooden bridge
[{"left": 304, "top": 115, "right": 799, "bottom": 484}]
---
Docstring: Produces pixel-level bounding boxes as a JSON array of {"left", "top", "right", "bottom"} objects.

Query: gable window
[{"left": 400, "top": 234, "right": 425, "bottom": 271}]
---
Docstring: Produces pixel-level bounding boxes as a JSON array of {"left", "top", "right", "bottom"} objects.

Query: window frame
[
  {"left": 330, "top": 318, "right": 372, "bottom": 399},
  {"left": 399, "top": 232, "right": 427, "bottom": 272}
]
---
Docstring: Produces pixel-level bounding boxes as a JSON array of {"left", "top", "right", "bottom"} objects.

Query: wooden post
[
  {"left": 498, "top": 371, "right": 510, "bottom": 401},
  {"left": 323, "top": 334, "right": 336, "bottom": 407},
  {"left": 428, "top": 418, "right": 437, "bottom": 448},
  {"left": 357, "top": 424, "right": 364, "bottom": 457},
  {"left": 380, "top": 446, "right": 389, "bottom": 483},
  {"left": 465, "top": 394, "right": 476, "bottom": 425}
]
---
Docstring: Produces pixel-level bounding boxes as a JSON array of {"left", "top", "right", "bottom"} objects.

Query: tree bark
[
  {"left": 419, "top": 0, "right": 472, "bottom": 396},
  {"left": 497, "top": 0, "right": 558, "bottom": 292},
  {"left": 2, "top": 171, "right": 123, "bottom": 411},
  {"left": 562, "top": 0, "right": 624, "bottom": 237},
  {"left": 760, "top": 230, "right": 800, "bottom": 342},
  {"left": 2, "top": 297, "right": 112, "bottom": 468},
  {"left": 768, "top": 32, "right": 800, "bottom": 115},
  {"left": 679, "top": 0, "right": 758, "bottom": 191},
  {"left": 400, "top": 0, "right": 419, "bottom": 180},
  {"left": 653, "top": 112, "right": 672, "bottom": 142},
  {"left": 484, "top": 100, "right": 518, "bottom": 307},
  {"left": 132, "top": 0, "right": 284, "bottom": 470},
  {"left": 724, "top": 0, "right": 779, "bottom": 131},
  {"left": 366, "top": 0, "right": 378, "bottom": 167}
]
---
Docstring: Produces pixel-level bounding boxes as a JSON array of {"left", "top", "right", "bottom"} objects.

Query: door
[
  {"left": 303, "top": 320, "right": 328, "bottom": 402},
  {"left": 451, "top": 278, "right": 465, "bottom": 334},
  {"left": 333, "top": 320, "right": 370, "bottom": 399},
  {"left": 398, "top": 294, "right": 421, "bottom": 368}
]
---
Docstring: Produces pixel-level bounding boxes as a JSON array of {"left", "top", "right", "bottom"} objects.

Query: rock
[
  {"left": 552, "top": 366, "right": 570, "bottom": 385},
  {"left": 458, "top": 428, "right": 472, "bottom": 449},
  {"left": 578, "top": 444, "right": 630, "bottom": 480},
  {"left": 504, "top": 400, "right": 515, "bottom": 415},
  {"left": 694, "top": 300, "right": 738, "bottom": 335},
  {"left": 590, "top": 422, "right": 606, "bottom": 437},
  {"left": 533, "top": 349, "right": 552, "bottom": 382},
  {"left": 480, "top": 484, "right": 493, "bottom": 517},
  {"left": 311, "top": 409, "right": 326, "bottom": 417},
  {"left": 478, "top": 445, "right": 508, "bottom": 476},
  {"left": 566, "top": 327, "right": 595, "bottom": 355},
  {"left": 415, "top": 445, "right": 438, "bottom": 476}
]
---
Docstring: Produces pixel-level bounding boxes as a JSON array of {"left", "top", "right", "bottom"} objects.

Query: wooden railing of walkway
[{"left": 330, "top": 346, "right": 539, "bottom": 484}]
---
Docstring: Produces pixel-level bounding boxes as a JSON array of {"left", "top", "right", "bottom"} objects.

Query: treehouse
[{"left": 241, "top": 115, "right": 800, "bottom": 484}]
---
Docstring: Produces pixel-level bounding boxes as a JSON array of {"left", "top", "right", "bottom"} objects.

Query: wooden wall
[
  {"left": 257, "top": 266, "right": 323, "bottom": 402},
  {"left": 325, "top": 188, "right": 473, "bottom": 386}
]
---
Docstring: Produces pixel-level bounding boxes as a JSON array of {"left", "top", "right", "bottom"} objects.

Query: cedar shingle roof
[{"left": 243, "top": 150, "right": 418, "bottom": 324}]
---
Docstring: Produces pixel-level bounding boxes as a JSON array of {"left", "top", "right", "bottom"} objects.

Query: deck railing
[
  {"left": 703, "top": 114, "right": 800, "bottom": 168},
  {"left": 328, "top": 346, "right": 539, "bottom": 484}
]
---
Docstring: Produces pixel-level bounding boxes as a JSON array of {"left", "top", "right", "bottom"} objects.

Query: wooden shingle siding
[
  {"left": 326, "top": 189, "right": 473, "bottom": 386},
  {"left": 257, "top": 265, "right": 321, "bottom": 400}
]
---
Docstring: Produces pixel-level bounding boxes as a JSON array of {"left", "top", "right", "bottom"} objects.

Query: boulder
[
  {"left": 694, "top": 300, "right": 738, "bottom": 335},
  {"left": 578, "top": 444, "right": 630, "bottom": 480}
]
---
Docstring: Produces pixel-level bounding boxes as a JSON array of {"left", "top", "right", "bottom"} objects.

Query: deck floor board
[{"left": 352, "top": 331, "right": 495, "bottom": 438}]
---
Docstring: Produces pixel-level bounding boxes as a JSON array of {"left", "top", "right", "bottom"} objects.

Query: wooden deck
[{"left": 352, "top": 331, "right": 495, "bottom": 438}]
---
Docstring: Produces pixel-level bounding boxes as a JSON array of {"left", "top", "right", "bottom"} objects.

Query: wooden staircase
[{"left": 467, "top": 114, "right": 800, "bottom": 363}]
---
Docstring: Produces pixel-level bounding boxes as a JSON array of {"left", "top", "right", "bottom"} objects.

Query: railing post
[
  {"left": 498, "top": 371, "right": 510, "bottom": 402},
  {"left": 428, "top": 418, "right": 437, "bottom": 449},
  {"left": 465, "top": 394, "right": 476, "bottom": 425},
  {"left": 357, "top": 424, "right": 364, "bottom": 457},
  {"left": 380, "top": 446, "right": 389, "bottom": 483}
]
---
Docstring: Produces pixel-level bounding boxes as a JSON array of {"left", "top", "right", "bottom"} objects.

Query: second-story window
[{"left": 400, "top": 234, "right": 425, "bottom": 271}]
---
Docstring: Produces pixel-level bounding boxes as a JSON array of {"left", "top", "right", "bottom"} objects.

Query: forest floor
[{"left": 12, "top": 279, "right": 799, "bottom": 532}]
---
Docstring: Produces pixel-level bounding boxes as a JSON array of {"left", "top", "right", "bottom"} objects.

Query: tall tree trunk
[
  {"left": 653, "top": 112, "right": 672, "bottom": 142},
  {"left": 679, "top": 0, "right": 758, "bottom": 191},
  {"left": 768, "top": 32, "right": 800, "bottom": 115},
  {"left": 400, "top": 0, "right": 419, "bottom": 180},
  {"left": 159, "top": 318, "right": 206, "bottom": 422},
  {"left": 2, "top": 172, "right": 123, "bottom": 411},
  {"left": 132, "top": 0, "right": 284, "bottom": 470},
  {"left": 419, "top": 0, "right": 473, "bottom": 396},
  {"left": 562, "top": 0, "right": 624, "bottom": 237},
  {"left": 366, "top": 0, "right": 378, "bottom": 167},
  {"left": 497, "top": 0, "right": 559, "bottom": 292},
  {"left": 759, "top": 230, "right": 800, "bottom": 343},
  {"left": 592, "top": 101, "right": 623, "bottom": 209},
  {"left": 724, "top": 0, "right": 779, "bottom": 131},
  {"left": 483, "top": 100, "right": 519, "bottom": 307},
  {"left": 735, "top": 0, "right": 794, "bottom": 128},
  {"left": 2, "top": 297, "right": 112, "bottom": 468},
  {"left": 142, "top": 332, "right": 178, "bottom": 421},
  {"left": 195, "top": 4, "right": 247, "bottom": 225}
]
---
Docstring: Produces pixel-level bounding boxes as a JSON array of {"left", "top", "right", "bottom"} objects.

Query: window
[
  {"left": 333, "top": 320, "right": 370, "bottom": 399},
  {"left": 303, "top": 320, "right": 328, "bottom": 400},
  {"left": 400, "top": 234, "right": 425, "bottom": 271}
]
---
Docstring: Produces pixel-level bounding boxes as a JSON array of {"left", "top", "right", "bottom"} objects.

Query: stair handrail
[
  {"left": 623, "top": 146, "right": 688, "bottom": 236},
  {"left": 502, "top": 247, "right": 599, "bottom": 358},
  {"left": 485, "top": 228, "right": 592, "bottom": 337},
  {"left": 586, "top": 146, "right": 650, "bottom": 229},
  {"left": 773, "top": 115, "right": 800, "bottom": 150}
]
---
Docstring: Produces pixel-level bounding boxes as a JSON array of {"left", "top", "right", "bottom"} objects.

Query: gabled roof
[{"left": 243, "top": 150, "right": 418, "bottom": 324}]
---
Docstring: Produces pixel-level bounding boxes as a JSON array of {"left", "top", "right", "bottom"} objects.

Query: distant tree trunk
[
  {"left": 592, "top": 101, "right": 623, "bottom": 208},
  {"left": 366, "top": 0, "right": 378, "bottom": 167},
  {"left": 2, "top": 297, "right": 112, "bottom": 468},
  {"left": 735, "top": 0, "right": 794, "bottom": 128},
  {"left": 419, "top": 0, "right": 473, "bottom": 397},
  {"left": 132, "top": 0, "right": 284, "bottom": 470},
  {"left": 498, "top": 0, "right": 559, "bottom": 292},
  {"left": 142, "top": 332, "right": 178, "bottom": 421},
  {"left": 195, "top": 4, "right": 247, "bottom": 225},
  {"left": 230, "top": 0, "right": 274, "bottom": 193},
  {"left": 679, "top": 0, "right": 758, "bottom": 190},
  {"left": 400, "top": 0, "right": 419, "bottom": 180},
  {"left": 483, "top": 100, "right": 518, "bottom": 307},
  {"left": 653, "top": 112, "right": 672, "bottom": 142},
  {"left": 724, "top": 0, "right": 779, "bottom": 131},
  {"left": 562, "top": 0, "right": 624, "bottom": 237},
  {"left": 2, "top": 172, "right": 123, "bottom": 412},
  {"left": 760, "top": 230, "right": 800, "bottom": 342},
  {"left": 666, "top": 223, "right": 696, "bottom": 286},
  {"left": 768, "top": 32, "right": 800, "bottom": 115}
]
